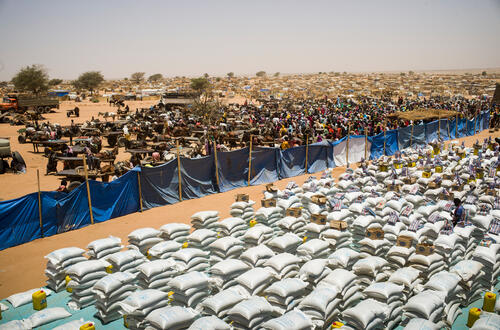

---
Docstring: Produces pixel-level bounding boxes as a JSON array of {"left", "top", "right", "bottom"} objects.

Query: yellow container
[
  {"left": 32, "top": 290, "right": 47, "bottom": 311},
  {"left": 302, "top": 236, "right": 308, "bottom": 243},
  {"left": 394, "top": 163, "right": 403, "bottom": 169},
  {"left": 379, "top": 165, "right": 388, "bottom": 172},
  {"left": 482, "top": 292, "right": 496, "bottom": 312},
  {"left": 331, "top": 321, "right": 344, "bottom": 328},
  {"left": 422, "top": 171, "right": 431, "bottom": 178},
  {"left": 476, "top": 171, "right": 484, "bottom": 179},
  {"left": 124, "top": 315, "right": 129, "bottom": 328},
  {"left": 65, "top": 275, "right": 73, "bottom": 293},
  {"left": 106, "top": 265, "right": 113, "bottom": 274},
  {"left": 433, "top": 146, "right": 440, "bottom": 155},
  {"left": 466, "top": 307, "right": 481, "bottom": 327},
  {"left": 249, "top": 219, "right": 257, "bottom": 227},
  {"left": 408, "top": 161, "right": 416, "bottom": 168},
  {"left": 468, "top": 177, "right": 476, "bottom": 184},
  {"left": 182, "top": 241, "right": 189, "bottom": 249},
  {"left": 435, "top": 166, "right": 443, "bottom": 173},
  {"left": 474, "top": 148, "right": 480, "bottom": 155},
  {"left": 80, "top": 323, "right": 95, "bottom": 330}
]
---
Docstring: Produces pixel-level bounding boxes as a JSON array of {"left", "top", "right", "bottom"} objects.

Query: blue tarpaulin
[
  {"left": 140, "top": 161, "right": 179, "bottom": 209},
  {"left": 279, "top": 146, "right": 306, "bottom": 178},
  {"left": 56, "top": 185, "right": 93, "bottom": 233},
  {"left": 180, "top": 155, "right": 217, "bottom": 199},
  {"left": 249, "top": 147, "right": 279, "bottom": 185},
  {"left": 217, "top": 148, "right": 249, "bottom": 192},
  {"left": 369, "top": 129, "right": 399, "bottom": 159},
  {"left": 397, "top": 124, "right": 425, "bottom": 150},
  {"left": 425, "top": 121, "right": 439, "bottom": 143}
]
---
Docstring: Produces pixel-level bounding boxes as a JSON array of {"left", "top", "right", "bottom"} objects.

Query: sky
[{"left": 0, "top": 0, "right": 499, "bottom": 81}]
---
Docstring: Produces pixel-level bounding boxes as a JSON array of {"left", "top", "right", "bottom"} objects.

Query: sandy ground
[{"left": 0, "top": 100, "right": 498, "bottom": 298}]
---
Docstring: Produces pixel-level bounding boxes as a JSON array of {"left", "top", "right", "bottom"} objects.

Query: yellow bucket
[
  {"left": 422, "top": 171, "right": 431, "bottom": 178},
  {"left": 80, "top": 323, "right": 95, "bottom": 330},
  {"left": 474, "top": 148, "right": 480, "bottom": 155},
  {"left": 482, "top": 292, "right": 496, "bottom": 312},
  {"left": 106, "top": 265, "right": 113, "bottom": 274},
  {"left": 32, "top": 290, "right": 47, "bottom": 311},
  {"left": 468, "top": 177, "right": 476, "bottom": 184},
  {"left": 65, "top": 275, "right": 73, "bottom": 293},
  {"left": 182, "top": 241, "right": 189, "bottom": 249},
  {"left": 331, "top": 321, "right": 344, "bottom": 328},
  {"left": 435, "top": 166, "right": 443, "bottom": 173},
  {"left": 249, "top": 219, "right": 257, "bottom": 227},
  {"left": 467, "top": 307, "right": 481, "bottom": 327},
  {"left": 409, "top": 161, "right": 416, "bottom": 168},
  {"left": 433, "top": 146, "right": 440, "bottom": 155},
  {"left": 394, "top": 163, "right": 403, "bottom": 169},
  {"left": 379, "top": 165, "right": 388, "bottom": 172}
]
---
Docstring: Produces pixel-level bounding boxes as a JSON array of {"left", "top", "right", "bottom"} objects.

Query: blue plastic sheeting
[
  {"left": 56, "top": 185, "right": 93, "bottom": 233},
  {"left": 439, "top": 119, "right": 451, "bottom": 141},
  {"left": 279, "top": 146, "right": 306, "bottom": 178},
  {"left": 249, "top": 147, "right": 279, "bottom": 185},
  {"left": 140, "top": 160, "right": 179, "bottom": 209},
  {"left": 457, "top": 117, "right": 468, "bottom": 138},
  {"left": 397, "top": 124, "right": 426, "bottom": 150},
  {"left": 307, "top": 145, "right": 329, "bottom": 173},
  {"left": 467, "top": 118, "right": 476, "bottom": 136},
  {"left": 369, "top": 129, "right": 399, "bottom": 159},
  {"left": 180, "top": 155, "right": 217, "bottom": 199},
  {"left": 448, "top": 118, "right": 458, "bottom": 139},
  {"left": 425, "top": 121, "right": 439, "bottom": 143},
  {"left": 217, "top": 148, "right": 250, "bottom": 192}
]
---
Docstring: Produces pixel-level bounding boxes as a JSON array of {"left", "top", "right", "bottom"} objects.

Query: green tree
[
  {"left": 204, "top": 73, "right": 209, "bottom": 78},
  {"left": 274, "top": 72, "right": 280, "bottom": 77},
  {"left": 130, "top": 72, "right": 145, "bottom": 84},
  {"left": 73, "top": 71, "right": 104, "bottom": 95},
  {"left": 482, "top": 71, "right": 487, "bottom": 76},
  {"left": 256, "top": 71, "right": 266, "bottom": 77},
  {"left": 11, "top": 64, "right": 49, "bottom": 95},
  {"left": 227, "top": 72, "right": 234, "bottom": 78},
  {"left": 48, "top": 78, "right": 63, "bottom": 86},
  {"left": 148, "top": 73, "right": 163, "bottom": 82},
  {"left": 408, "top": 71, "right": 414, "bottom": 75},
  {"left": 190, "top": 77, "right": 210, "bottom": 96},
  {"left": 190, "top": 77, "right": 220, "bottom": 125}
]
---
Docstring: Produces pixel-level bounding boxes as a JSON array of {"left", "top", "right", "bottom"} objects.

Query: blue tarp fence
[{"left": 0, "top": 111, "right": 491, "bottom": 250}]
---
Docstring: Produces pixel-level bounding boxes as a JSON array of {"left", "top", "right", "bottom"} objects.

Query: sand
[{"left": 0, "top": 100, "right": 498, "bottom": 299}]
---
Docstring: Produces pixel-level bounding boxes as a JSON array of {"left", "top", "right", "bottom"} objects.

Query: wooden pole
[
  {"left": 447, "top": 117, "right": 450, "bottom": 140},
  {"left": 364, "top": 128, "right": 368, "bottom": 160},
  {"left": 410, "top": 123, "right": 414, "bottom": 148},
  {"left": 247, "top": 135, "right": 253, "bottom": 185},
  {"left": 346, "top": 126, "right": 350, "bottom": 167},
  {"left": 137, "top": 171, "right": 143, "bottom": 212},
  {"left": 383, "top": 124, "right": 387, "bottom": 155},
  {"left": 474, "top": 110, "right": 478, "bottom": 134},
  {"left": 213, "top": 141, "right": 220, "bottom": 188},
  {"left": 305, "top": 135, "right": 309, "bottom": 173},
  {"left": 37, "top": 169, "right": 43, "bottom": 237},
  {"left": 455, "top": 114, "right": 459, "bottom": 138},
  {"left": 438, "top": 110, "right": 441, "bottom": 140},
  {"left": 176, "top": 140, "right": 182, "bottom": 201},
  {"left": 81, "top": 155, "right": 94, "bottom": 225}
]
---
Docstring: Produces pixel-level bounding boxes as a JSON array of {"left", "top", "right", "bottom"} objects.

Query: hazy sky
[{"left": 0, "top": 0, "right": 499, "bottom": 80}]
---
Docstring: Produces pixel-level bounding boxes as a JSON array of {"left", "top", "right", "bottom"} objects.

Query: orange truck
[{"left": 0, "top": 94, "right": 59, "bottom": 113}]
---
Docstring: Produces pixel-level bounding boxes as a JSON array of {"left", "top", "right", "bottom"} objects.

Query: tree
[
  {"left": 11, "top": 64, "right": 49, "bottom": 95},
  {"left": 274, "top": 72, "right": 280, "bottom": 77},
  {"left": 48, "top": 78, "right": 63, "bottom": 86},
  {"left": 408, "top": 71, "right": 414, "bottom": 75},
  {"left": 73, "top": 71, "right": 104, "bottom": 95},
  {"left": 148, "top": 73, "right": 163, "bottom": 83},
  {"left": 482, "top": 71, "right": 487, "bottom": 76},
  {"left": 227, "top": 72, "right": 234, "bottom": 79},
  {"left": 256, "top": 71, "right": 266, "bottom": 77},
  {"left": 0, "top": 81, "right": 8, "bottom": 88},
  {"left": 190, "top": 77, "right": 210, "bottom": 96},
  {"left": 130, "top": 72, "right": 145, "bottom": 84},
  {"left": 204, "top": 73, "right": 209, "bottom": 78},
  {"left": 190, "top": 77, "right": 221, "bottom": 125}
]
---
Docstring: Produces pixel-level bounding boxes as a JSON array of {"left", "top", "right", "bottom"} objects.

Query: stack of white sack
[
  {"left": 403, "top": 318, "right": 445, "bottom": 330},
  {"left": 128, "top": 228, "right": 163, "bottom": 255},
  {"left": 276, "top": 195, "right": 301, "bottom": 215},
  {"left": 234, "top": 267, "right": 275, "bottom": 295},
  {"left": 454, "top": 224, "right": 484, "bottom": 259},
  {"left": 342, "top": 299, "right": 388, "bottom": 330},
  {"left": 227, "top": 296, "right": 275, "bottom": 329},
  {"left": 268, "top": 233, "right": 302, "bottom": 254},
  {"left": 328, "top": 209, "right": 355, "bottom": 226},
  {"left": 106, "top": 249, "right": 147, "bottom": 275},
  {"left": 298, "top": 259, "right": 331, "bottom": 290},
  {"left": 318, "top": 268, "right": 362, "bottom": 312},
  {"left": 93, "top": 272, "right": 136, "bottom": 324},
  {"left": 359, "top": 236, "right": 391, "bottom": 258},
  {"left": 434, "top": 233, "right": 466, "bottom": 267},
  {"left": 169, "top": 271, "right": 210, "bottom": 308},
  {"left": 298, "top": 286, "right": 340, "bottom": 329},
  {"left": 402, "top": 290, "right": 445, "bottom": 325},
  {"left": 159, "top": 223, "right": 190, "bottom": 243},
  {"left": 230, "top": 201, "right": 255, "bottom": 222},
  {"left": 470, "top": 312, "right": 500, "bottom": 330},
  {"left": 352, "top": 256, "right": 390, "bottom": 288},
  {"left": 255, "top": 206, "right": 282, "bottom": 230},
  {"left": 239, "top": 244, "right": 275, "bottom": 267},
  {"left": 187, "top": 229, "right": 217, "bottom": 249},
  {"left": 147, "top": 241, "right": 182, "bottom": 260},
  {"left": 350, "top": 215, "right": 378, "bottom": 245},
  {"left": 118, "top": 289, "right": 168, "bottom": 329},
  {"left": 363, "top": 282, "right": 405, "bottom": 329},
  {"left": 188, "top": 315, "right": 231, "bottom": 330},
  {"left": 171, "top": 248, "right": 209, "bottom": 272},
  {"left": 66, "top": 259, "right": 110, "bottom": 309},
  {"left": 472, "top": 243, "right": 500, "bottom": 290},
  {"left": 137, "top": 259, "right": 179, "bottom": 291},
  {"left": 261, "top": 309, "right": 313, "bottom": 330},
  {"left": 14, "top": 307, "right": 72, "bottom": 329},
  {"left": 264, "top": 278, "right": 308, "bottom": 313},
  {"left": 388, "top": 267, "right": 422, "bottom": 301},
  {"left": 387, "top": 243, "right": 416, "bottom": 270},
  {"left": 217, "top": 217, "right": 247, "bottom": 238},
  {"left": 296, "top": 238, "right": 330, "bottom": 261},
  {"left": 209, "top": 236, "right": 245, "bottom": 264},
  {"left": 327, "top": 248, "right": 360, "bottom": 271},
  {"left": 210, "top": 259, "right": 251, "bottom": 290},
  {"left": 87, "top": 236, "right": 122, "bottom": 259},
  {"left": 320, "top": 225, "right": 352, "bottom": 249},
  {"left": 408, "top": 250, "right": 445, "bottom": 280},
  {"left": 383, "top": 222, "right": 407, "bottom": 245},
  {"left": 303, "top": 221, "right": 328, "bottom": 240},
  {"left": 200, "top": 287, "right": 248, "bottom": 320},
  {"left": 5, "top": 287, "right": 54, "bottom": 308},
  {"left": 144, "top": 306, "right": 199, "bottom": 330},
  {"left": 191, "top": 210, "right": 219, "bottom": 231},
  {"left": 423, "top": 271, "right": 464, "bottom": 326},
  {"left": 45, "top": 247, "right": 86, "bottom": 292},
  {"left": 450, "top": 259, "right": 485, "bottom": 305},
  {"left": 277, "top": 215, "right": 307, "bottom": 236},
  {"left": 264, "top": 253, "right": 301, "bottom": 279},
  {"left": 243, "top": 224, "right": 274, "bottom": 246}
]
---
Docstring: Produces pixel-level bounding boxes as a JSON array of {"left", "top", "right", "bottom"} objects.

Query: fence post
[
  {"left": 137, "top": 171, "right": 143, "bottom": 212},
  {"left": 438, "top": 111, "right": 441, "bottom": 140},
  {"left": 364, "top": 128, "right": 368, "bottom": 160},
  {"left": 474, "top": 110, "right": 478, "bottom": 134},
  {"left": 247, "top": 135, "right": 253, "bottom": 186},
  {"left": 455, "top": 114, "right": 459, "bottom": 138},
  {"left": 346, "top": 126, "right": 350, "bottom": 167},
  {"left": 37, "top": 169, "right": 43, "bottom": 237},
  {"left": 305, "top": 135, "right": 309, "bottom": 173},
  {"left": 176, "top": 140, "right": 182, "bottom": 201},
  {"left": 383, "top": 125, "right": 387, "bottom": 156},
  {"left": 447, "top": 117, "right": 450, "bottom": 139},
  {"left": 213, "top": 141, "right": 220, "bottom": 189},
  {"left": 81, "top": 155, "right": 94, "bottom": 225},
  {"left": 410, "top": 123, "right": 414, "bottom": 148}
]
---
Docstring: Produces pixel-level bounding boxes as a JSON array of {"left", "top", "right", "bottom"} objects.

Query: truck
[{"left": 0, "top": 94, "right": 60, "bottom": 113}]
